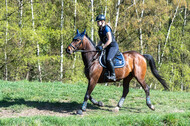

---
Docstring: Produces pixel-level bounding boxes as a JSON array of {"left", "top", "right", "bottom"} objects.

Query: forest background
[{"left": 0, "top": 0, "right": 189, "bottom": 91}]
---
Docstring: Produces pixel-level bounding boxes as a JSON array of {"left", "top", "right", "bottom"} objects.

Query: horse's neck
[
  {"left": 82, "top": 38, "right": 97, "bottom": 68},
  {"left": 82, "top": 51, "right": 97, "bottom": 68}
]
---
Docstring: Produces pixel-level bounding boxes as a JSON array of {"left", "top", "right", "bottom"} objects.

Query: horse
[{"left": 66, "top": 29, "right": 168, "bottom": 115}]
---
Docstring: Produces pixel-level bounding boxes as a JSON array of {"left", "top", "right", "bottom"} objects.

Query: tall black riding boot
[{"left": 107, "top": 59, "right": 116, "bottom": 81}]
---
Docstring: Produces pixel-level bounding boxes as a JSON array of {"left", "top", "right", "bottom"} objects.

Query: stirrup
[{"left": 107, "top": 75, "right": 116, "bottom": 81}]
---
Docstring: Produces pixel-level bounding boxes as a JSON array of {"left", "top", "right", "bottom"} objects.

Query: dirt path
[{"left": 0, "top": 108, "right": 77, "bottom": 118}]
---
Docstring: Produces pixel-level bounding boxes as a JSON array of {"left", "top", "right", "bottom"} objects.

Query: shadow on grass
[
  {"left": 0, "top": 97, "right": 100, "bottom": 113},
  {"left": 0, "top": 97, "right": 146, "bottom": 114}
]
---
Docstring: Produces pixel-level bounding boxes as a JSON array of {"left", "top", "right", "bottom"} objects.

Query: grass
[{"left": 0, "top": 80, "right": 189, "bottom": 125}]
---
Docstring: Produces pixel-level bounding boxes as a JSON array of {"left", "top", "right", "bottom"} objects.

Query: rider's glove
[{"left": 96, "top": 46, "right": 103, "bottom": 51}]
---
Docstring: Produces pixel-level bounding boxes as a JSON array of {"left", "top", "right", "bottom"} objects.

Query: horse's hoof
[
  {"left": 150, "top": 105, "right": 155, "bottom": 111},
  {"left": 112, "top": 107, "right": 119, "bottom": 113},
  {"left": 118, "top": 97, "right": 125, "bottom": 108},
  {"left": 148, "top": 104, "right": 155, "bottom": 111},
  {"left": 76, "top": 109, "right": 83, "bottom": 115},
  {"left": 98, "top": 101, "right": 104, "bottom": 107}
]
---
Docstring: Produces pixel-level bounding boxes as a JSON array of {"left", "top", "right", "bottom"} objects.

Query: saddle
[{"left": 99, "top": 50, "right": 125, "bottom": 68}]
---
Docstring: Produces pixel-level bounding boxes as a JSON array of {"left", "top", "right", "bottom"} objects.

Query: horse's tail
[{"left": 143, "top": 54, "right": 169, "bottom": 90}]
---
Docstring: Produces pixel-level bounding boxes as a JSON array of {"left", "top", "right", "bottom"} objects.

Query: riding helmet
[{"left": 96, "top": 14, "right": 106, "bottom": 21}]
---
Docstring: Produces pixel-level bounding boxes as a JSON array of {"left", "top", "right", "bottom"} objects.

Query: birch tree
[
  {"left": 91, "top": 0, "right": 94, "bottom": 41},
  {"left": 74, "top": 0, "right": 77, "bottom": 32},
  {"left": 181, "top": 5, "right": 187, "bottom": 91},
  {"left": 104, "top": 0, "right": 107, "bottom": 17},
  {"left": 134, "top": 0, "right": 144, "bottom": 54},
  {"left": 160, "top": 2, "right": 179, "bottom": 67},
  {"left": 114, "top": 0, "right": 120, "bottom": 34},
  {"left": 60, "top": 0, "right": 64, "bottom": 80},
  {"left": 18, "top": 0, "right": 23, "bottom": 45},
  {"left": 72, "top": 0, "right": 77, "bottom": 70},
  {"left": 139, "top": 0, "right": 144, "bottom": 54},
  {"left": 4, "top": 0, "right": 8, "bottom": 81},
  {"left": 157, "top": 41, "right": 161, "bottom": 64},
  {"left": 31, "top": 0, "right": 42, "bottom": 82}
]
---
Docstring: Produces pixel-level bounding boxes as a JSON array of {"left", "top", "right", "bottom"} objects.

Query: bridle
[
  {"left": 69, "top": 37, "right": 101, "bottom": 53},
  {"left": 69, "top": 39, "right": 83, "bottom": 51},
  {"left": 68, "top": 35, "right": 102, "bottom": 70}
]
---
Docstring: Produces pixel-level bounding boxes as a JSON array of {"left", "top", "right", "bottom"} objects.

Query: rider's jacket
[{"left": 98, "top": 25, "right": 116, "bottom": 44}]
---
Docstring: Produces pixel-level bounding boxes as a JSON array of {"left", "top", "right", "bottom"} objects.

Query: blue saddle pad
[{"left": 99, "top": 51, "right": 125, "bottom": 68}]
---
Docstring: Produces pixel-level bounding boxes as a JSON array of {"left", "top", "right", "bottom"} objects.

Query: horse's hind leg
[
  {"left": 136, "top": 77, "right": 155, "bottom": 111},
  {"left": 117, "top": 74, "right": 133, "bottom": 108}
]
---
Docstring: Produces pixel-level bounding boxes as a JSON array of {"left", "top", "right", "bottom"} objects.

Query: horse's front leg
[
  {"left": 77, "top": 64, "right": 103, "bottom": 115},
  {"left": 81, "top": 80, "right": 97, "bottom": 111}
]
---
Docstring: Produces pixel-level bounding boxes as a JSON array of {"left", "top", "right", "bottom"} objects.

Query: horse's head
[{"left": 66, "top": 29, "right": 86, "bottom": 54}]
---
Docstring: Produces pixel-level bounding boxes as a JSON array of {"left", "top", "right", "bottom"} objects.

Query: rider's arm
[{"left": 103, "top": 32, "right": 112, "bottom": 49}]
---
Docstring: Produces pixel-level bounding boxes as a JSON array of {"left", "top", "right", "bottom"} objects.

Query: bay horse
[{"left": 66, "top": 29, "right": 168, "bottom": 114}]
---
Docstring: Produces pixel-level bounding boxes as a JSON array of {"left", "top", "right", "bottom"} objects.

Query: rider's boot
[{"left": 107, "top": 59, "right": 116, "bottom": 81}]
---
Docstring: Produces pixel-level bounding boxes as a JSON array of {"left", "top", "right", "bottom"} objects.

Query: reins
[
  {"left": 75, "top": 49, "right": 101, "bottom": 70},
  {"left": 86, "top": 52, "right": 99, "bottom": 70},
  {"left": 75, "top": 50, "right": 101, "bottom": 53}
]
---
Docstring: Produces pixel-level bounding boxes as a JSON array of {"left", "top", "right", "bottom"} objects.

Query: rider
[{"left": 95, "top": 14, "right": 119, "bottom": 81}]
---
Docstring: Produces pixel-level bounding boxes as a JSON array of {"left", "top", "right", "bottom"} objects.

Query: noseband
[{"left": 69, "top": 39, "right": 83, "bottom": 52}]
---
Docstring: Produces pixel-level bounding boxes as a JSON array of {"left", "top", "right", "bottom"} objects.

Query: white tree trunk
[
  {"left": 104, "top": 0, "right": 107, "bottom": 17},
  {"left": 182, "top": 6, "right": 187, "bottom": 36},
  {"left": 19, "top": 0, "right": 23, "bottom": 45},
  {"left": 134, "top": 0, "right": 144, "bottom": 54},
  {"left": 157, "top": 41, "right": 161, "bottom": 64},
  {"left": 31, "top": 0, "right": 42, "bottom": 82},
  {"left": 134, "top": 0, "right": 139, "bottom": 18},
  {"left": 114, "top": 0, "right": 120, "bottom": 34},
  {"left": 74, "top": 0, "right": 77, "bottom": 31},
  {"left": 5, "top": 0, "right": 8, "bottom": 81},
  {"left": 139, "top": 0, "right": 144, "bottom": 54},
  {"left": 139, "top": 27, "right": 143, "bottom": 54},
  {"left": 91, "top": 0, "right": 94, "bottom": 41},
  {"left": 72, "top": 0, "right": 77, "bottom": 70},
  {"left": 181, "top": 6, "right": 187, "bottom": 91},
  {"left": 60, "top": 0, "right": 64, "bottom": 80},
  {"left": 160, "top": 3, "right": 179, "bottom": 67}
]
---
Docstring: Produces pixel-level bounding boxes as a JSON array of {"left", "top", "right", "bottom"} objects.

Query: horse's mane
[{"left": 85, "top": 34, "right": 96, "bottom": 47}]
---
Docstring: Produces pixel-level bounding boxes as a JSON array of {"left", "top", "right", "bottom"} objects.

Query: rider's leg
[
  {"left": 107, "top": 59, "right": 116, "bottom": 81},
  {"left": 106, "top": 43, "right": 118, "bottom": 81}
]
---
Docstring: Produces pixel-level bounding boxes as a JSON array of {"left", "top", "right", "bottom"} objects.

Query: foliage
[{"left": 0, "top": 0, "right": 189, "bottom": 91}]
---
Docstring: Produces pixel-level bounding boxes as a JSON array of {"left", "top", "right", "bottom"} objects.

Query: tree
[
  {"left": 4, "top": 0, "right": 8, "bottom": 81},
  {"left": 0, "top": 0, "right": 189, "bottom": 91},
  {"left": 91, "top": 0, "right": 94, "bottom": 41},
  {"left": 72, "top": 0, "right": 77, "bottom": 72},
  {"left": 18, "top": 0, "right": 23, "bottom": 45},
  {"left": 31, "top": 0, "right": 42, "bottom": 82},
  {"left": 114, "top": 0, "right": 120, "bottom": 35},
  {"left": 60, "top": 0, "right": 64, "bottom": 80}
]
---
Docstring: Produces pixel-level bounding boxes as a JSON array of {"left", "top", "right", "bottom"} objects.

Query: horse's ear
[
  {"left": 76, "top": 29, "right": 80, "bottom": 34},
  {"left": 81, "top": 29, "right": 86, "bottom": 35}
]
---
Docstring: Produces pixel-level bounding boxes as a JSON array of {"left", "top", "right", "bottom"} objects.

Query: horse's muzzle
[{"left": 66, "top": 47, "right": 72, "bottom": 54}]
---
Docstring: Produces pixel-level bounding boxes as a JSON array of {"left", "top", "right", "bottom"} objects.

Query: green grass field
[{"left": 0, "top": 80, "right": 189, "bottom": 125}]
